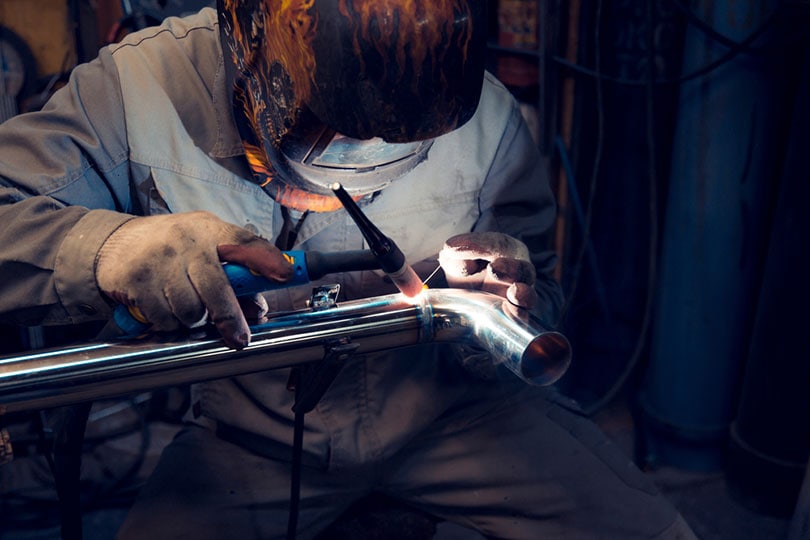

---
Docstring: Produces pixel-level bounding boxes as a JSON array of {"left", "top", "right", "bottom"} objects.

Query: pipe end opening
[{"left": 520, "top": 332, "right": 572, "bottom": 386}]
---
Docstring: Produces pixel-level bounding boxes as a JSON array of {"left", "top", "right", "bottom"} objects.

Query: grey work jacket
[{"left": 0, "top": 8, "right": 562, "bottom": 466}]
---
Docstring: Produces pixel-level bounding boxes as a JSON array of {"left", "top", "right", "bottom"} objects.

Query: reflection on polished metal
[{"left": 0, "top": 289, "right": 571, "bottom": 414}]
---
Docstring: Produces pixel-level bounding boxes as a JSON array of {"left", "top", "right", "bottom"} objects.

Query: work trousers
[{"left": 117, "top": 382, "right": 696, "bottom": 540}]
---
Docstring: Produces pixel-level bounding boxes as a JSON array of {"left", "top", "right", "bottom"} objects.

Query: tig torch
[
  {"left": 330, "top": 182, "right": 424, "bottom": 297},
  {"left": 113, "top": 249, "right": 381, "bottom": 334},
  {"left": 222, "top": 185, "right": 424, "bottom": 300},
  {"left": 114, "top": 185, "right": 422, "bottom": 334}
]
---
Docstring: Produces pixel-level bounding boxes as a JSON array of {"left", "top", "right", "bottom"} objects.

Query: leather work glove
[
  {"left": 95, "top": 211, "right": 292, "bottom": 349},
  {"left": 438, "top": 231, "right": 537, "bottom": 310},
  {"left": 438, "top": 232, "right": 538, "bottom": 380},
  {"left": 237, "top": 293, "right": 270, "bottom": 324}
]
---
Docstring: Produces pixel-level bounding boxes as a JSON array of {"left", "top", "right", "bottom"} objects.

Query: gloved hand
[
  {"left": 237, "top": 293, "right": 270, "bottom": 324},
  {"left": 438, "top": 232, "right": 537, "bottom": 310},
  {"left": 95, "top": 211, "right": 292, "bottom": 349},
  {"left": 438, "top": 232, "right": 538, "bottom": 380}
]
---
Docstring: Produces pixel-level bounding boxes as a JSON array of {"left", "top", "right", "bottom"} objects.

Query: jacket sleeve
[
  {"left": 475, "top": 97, "right": 564, "bottom": 327},
  {"left": 0, "top": 48, "right": 137, "bottom": 326}
]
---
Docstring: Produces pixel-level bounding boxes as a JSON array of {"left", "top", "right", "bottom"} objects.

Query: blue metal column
[{"left": 638, "top": 0, "right": 785, "bottom": 471}]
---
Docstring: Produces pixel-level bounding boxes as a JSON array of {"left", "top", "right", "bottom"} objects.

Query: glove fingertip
[
  {"left": 507, "top": 282, "right": 537, "bottom": 310},
  {"left": 224, "top": 327, "right": 251, "bottom": 350},
  {"left": 213, "top": 313, "right": 251, "bottom": 350}
]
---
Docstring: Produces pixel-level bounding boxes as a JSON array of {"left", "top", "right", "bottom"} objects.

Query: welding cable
[
  {"left": 558, "top": 0, "right": 605, "bottom": 327},
  {"left": 553, "top": 136, "right": 610, "bottom": 321},
  {"left": 582, "top": 0, "right": 661, "bottom": 417},
  {"left": 671, "top": 0, "right": 761, "bottom": 51},
  {"left": 551, "top": 1, "right": 783, "bottom": 87}
]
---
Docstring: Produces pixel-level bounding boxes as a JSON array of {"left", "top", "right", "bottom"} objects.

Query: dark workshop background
[{"left": 1, "top": 1, "right": 809, "bottom": 539}]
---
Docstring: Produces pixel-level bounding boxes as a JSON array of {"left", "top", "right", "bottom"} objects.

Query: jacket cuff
[{"left": 54, "top": 209, "right": 135, "bottom": 323}]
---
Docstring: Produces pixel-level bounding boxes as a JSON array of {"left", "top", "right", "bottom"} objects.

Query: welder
[{"left": 0, "top": 1, "right": 696, "bottom": 538}]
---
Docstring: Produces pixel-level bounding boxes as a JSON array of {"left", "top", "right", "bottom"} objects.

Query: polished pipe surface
[{"left": 0, "top": 289, "right": 570, "bottom": 413}]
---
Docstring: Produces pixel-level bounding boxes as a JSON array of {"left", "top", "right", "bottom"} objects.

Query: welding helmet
[{"left": 218, "top": 0, "right": 487, "bottom": 211}]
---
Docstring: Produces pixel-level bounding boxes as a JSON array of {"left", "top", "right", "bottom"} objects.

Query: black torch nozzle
[{"left": 331, "top": 183, "right": 424, "bottom": 297}]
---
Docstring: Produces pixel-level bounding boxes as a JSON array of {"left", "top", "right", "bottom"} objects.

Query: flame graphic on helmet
[
  {"left": 222, "top": 0, "right": 317, "bottom": 146},
  {"left": 221, "top": 0, "right": 323, "bottom": 209},
  {"left": 339, "top": 0, "right": 472, "bottom": 83}
]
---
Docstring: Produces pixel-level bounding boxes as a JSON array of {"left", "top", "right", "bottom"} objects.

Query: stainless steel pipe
[{"left": 0, "top": 289, "right": 571, "bottom": 414}]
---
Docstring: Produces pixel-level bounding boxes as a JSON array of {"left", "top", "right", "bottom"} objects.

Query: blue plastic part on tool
[
  {"left": 224, "top": 250, "right": 309, "bottom": 295},
  {"left": 113, "top": 250, "right": 310, "bottom": 335},
  {"left": 113, "top": 303, "right": 151, "bottom": 336}
]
